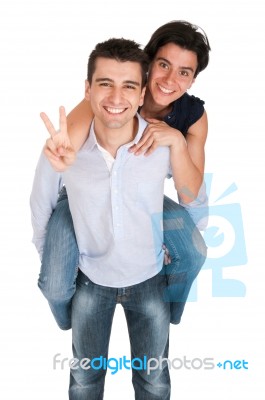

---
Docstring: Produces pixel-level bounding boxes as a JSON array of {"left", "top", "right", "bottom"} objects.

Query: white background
[{"left": 0, "top": 0, "right": 264, "bottom": 398}]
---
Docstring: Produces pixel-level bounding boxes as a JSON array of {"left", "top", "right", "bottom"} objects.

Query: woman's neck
[{"left": 139, "top": 89, "right": 172, "bottom": 120}]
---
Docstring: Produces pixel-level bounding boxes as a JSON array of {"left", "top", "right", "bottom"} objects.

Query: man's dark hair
[
  {"left": 87, "top": 38, "right": 149, "bottom": 86},
  {"left": 144, "top": 20, "right": 211, "bottom": 78}
]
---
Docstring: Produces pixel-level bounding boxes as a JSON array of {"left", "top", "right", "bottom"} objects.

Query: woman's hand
[{"left": 129, "top": 118, "right": 186, "bottom": 156}]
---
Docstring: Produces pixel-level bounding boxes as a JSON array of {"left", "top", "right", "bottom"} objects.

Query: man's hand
[
  {"left": 40, "top": 106, "right": 76, "bottom": 172},
  {"left": 128, "top": 118, "right": 185, "bottom": 156}
]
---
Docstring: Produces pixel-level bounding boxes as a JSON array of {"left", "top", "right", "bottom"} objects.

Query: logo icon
[{"left": 192, "top": 173, "right": 248, "bottom": 299}]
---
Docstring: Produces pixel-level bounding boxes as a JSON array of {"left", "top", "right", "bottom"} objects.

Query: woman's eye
[
  {"left": 159, "top": 62, "right": 169, "bottom": 69},
  {"left": 180, "top": 70, "right": 189, "bottom": 77}
]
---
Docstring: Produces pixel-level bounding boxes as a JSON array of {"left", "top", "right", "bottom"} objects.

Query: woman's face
[{"left": 148, "top": 42, "right": 198, "bottom": 107}]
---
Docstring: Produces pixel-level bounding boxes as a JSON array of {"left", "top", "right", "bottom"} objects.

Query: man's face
[
  {"left": 85, "top": 57, "right": 145, "bottom": 130},
  {"left": 148, "top": 42, "right": 198, "bottom": 107}
]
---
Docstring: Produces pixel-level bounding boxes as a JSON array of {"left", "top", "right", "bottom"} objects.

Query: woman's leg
[
  {"left": 163, "top": 195, "right": 207, "bottom": 324},
  {"left": 38, "top": 187, "right": 79, "bottom": 330}
]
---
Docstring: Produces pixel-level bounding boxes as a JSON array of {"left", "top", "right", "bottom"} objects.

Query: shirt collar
[{"left": 82, "top": 113, "right": 148, "bottom": 152}]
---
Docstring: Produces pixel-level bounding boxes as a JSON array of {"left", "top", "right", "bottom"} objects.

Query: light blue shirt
[
  {"left": 31, "top": 115, "right": 166, "bottom": 286},
  {"left": 30, "top": 114, "right": 208, "bottom": 287}
]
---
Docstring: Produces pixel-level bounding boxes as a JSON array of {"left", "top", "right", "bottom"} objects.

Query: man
[{"left": 30, "top": 37, "right": 196, "bottom": 399}]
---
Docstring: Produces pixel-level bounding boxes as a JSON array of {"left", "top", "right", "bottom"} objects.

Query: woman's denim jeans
[
  {"left": 162, "top": 195, "right": 207, "bottom": 323},
  {"left": 69, "top": 269, "right": 171, "bottom": 400},
  {"left": 38, "top": 188, "right": 207, "bottom": 330},
  {"left": 38, "top": 188, "right": 79, "bottom": 330}
]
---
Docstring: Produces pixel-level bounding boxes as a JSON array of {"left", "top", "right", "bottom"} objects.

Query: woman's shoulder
[
  {"left": 177, "top": 92, "right": 205, "bottom": 110},
  {"left": 166, "top": 93, "right": 205, "bottom": 134}
]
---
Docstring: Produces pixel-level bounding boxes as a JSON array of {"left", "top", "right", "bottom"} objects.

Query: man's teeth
[
  {"left": 158, "top": 85, "right": 174, "bottom": 94},
  {"left": 105, "top": 107, "right": 125, "bottom": 114}
]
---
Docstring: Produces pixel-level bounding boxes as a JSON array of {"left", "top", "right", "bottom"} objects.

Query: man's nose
[{"left": 108, "top": 87, "right": 123, "bottom": 103}]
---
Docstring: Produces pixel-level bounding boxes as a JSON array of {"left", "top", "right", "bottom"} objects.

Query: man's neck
[{"left": 94, "top": 116, "right": 139, "bottom": 158}]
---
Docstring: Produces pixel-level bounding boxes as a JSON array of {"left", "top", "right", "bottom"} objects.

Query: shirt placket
[{"left": 111, "top": 150, "right": 125, "bottom": 239}]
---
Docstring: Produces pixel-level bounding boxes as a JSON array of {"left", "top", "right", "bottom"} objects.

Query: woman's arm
[
  {"left": 171, "top": 110, "right": 208, "bottom": 202},
  {"left": 67, "top": 98, "right": 93, "bottom": 151},
  {"left": 129, "top": 111, "right": 208, "bottom": 203}
]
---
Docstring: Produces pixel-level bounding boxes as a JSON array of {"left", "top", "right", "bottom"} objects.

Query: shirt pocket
[{"left": 137, "top": 179, "right": 165, "bottom": 213}]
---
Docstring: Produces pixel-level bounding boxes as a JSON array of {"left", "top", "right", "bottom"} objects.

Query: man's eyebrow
[
  {"left": 95, "top": 78, "right": 140, "bottom": 86},
  {"left": 124, "top": 80, "right": 141, "bottom": 86},
  {"left": 95, "top": 78, "right": 113, "bottom": 83},
  {"left": 156, "top": 57, "right": 195, "bottom": 73}
]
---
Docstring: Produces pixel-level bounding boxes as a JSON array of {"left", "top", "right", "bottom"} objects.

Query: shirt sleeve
[
  {"left": 30, "top": 151, "right": 63, "bottom": 258},
  {"left": 179, "top": 181, "right": 209, "bottom": 231}
]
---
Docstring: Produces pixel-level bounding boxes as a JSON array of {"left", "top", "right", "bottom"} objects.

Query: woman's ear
[{"left": 188, "top": 78, "right": 196, "bottom": 90}]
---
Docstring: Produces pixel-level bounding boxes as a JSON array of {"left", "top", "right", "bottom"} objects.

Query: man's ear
[
  {"left": 139, "top": 86, "right": 146, "bottom": 107},
  {"left": 85, "top": 80, "right": 91, "bottom": 100}
]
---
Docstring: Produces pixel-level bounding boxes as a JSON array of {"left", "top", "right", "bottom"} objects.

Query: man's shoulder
[{"left": 137, "top": 112, "right": 148, "bottom": 131}]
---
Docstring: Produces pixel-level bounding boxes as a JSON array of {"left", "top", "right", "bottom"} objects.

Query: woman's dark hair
[{"left": 144, "top": 20, "right": 211, "bottom": 77}]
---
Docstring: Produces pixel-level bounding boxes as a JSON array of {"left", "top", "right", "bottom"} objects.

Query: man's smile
[{"left": 104, "top": 107, "right": 127, "bottom": 114}]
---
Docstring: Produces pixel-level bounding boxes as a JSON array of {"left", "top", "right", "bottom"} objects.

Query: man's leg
[
  {"left": 38, "top": 187, "right": 79, "bottom": 330},
  {"left": 69, "top": 270, "right": 116, "bottom": 400},
  {"left": 163, "top": 195, "right": 207, "bottom": 324},
  {"left": 123, "top": 272, "right": 171, "bottom": 400}
]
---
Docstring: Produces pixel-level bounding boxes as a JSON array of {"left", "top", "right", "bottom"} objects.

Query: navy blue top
[{"left": 162, "top": 93, "right": 205, "bottom": 137}]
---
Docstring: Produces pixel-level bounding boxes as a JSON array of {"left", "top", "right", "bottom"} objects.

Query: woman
[{"left": 38, "top": 20, "right": 210, "bottom": 330}]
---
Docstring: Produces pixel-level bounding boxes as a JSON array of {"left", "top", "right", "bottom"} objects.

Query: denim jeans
[
  {"left": 69, "top": 269, "right": 171, "bottom": 400},
  {"left": 162, "top": 195, "right": 207, "bottom": 323},
  {"left": 38, "top": 187, "right": 206, "bottom": 329},
  {"left": 38, "top": 188, "right": 79, "bottom": 330}
]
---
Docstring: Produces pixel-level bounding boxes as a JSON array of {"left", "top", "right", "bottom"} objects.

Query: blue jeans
[
  {"left": 38, "top": 188, "right": 79, "bottom": 330},
  {"left": 38, "top": 187, "right": 206, "bottom": 329},
  {"left": 69, "top": 269, "right": 171, "bottom": 400},
  {"left": 163, "top": 195, "right": 207, "bottom": 323}
]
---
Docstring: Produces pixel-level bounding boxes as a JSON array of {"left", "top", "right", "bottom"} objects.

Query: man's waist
[{"left": 78, "top": 250, "right": 165, "bottom": 288}]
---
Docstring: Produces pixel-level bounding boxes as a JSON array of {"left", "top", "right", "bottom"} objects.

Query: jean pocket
[{"left": 76, "top": 270, "right": 92, "bottom": 288}]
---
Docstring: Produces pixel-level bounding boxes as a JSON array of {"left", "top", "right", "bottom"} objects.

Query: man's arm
[{"left": 30, "top": 151, "right": 63, "bottom": 258}]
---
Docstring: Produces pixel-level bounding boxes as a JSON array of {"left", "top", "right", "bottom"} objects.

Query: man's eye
[
  {"left": 125, "top": 85, "right": 136, "bottom": 90},
  {"left": 100, "top": 82, "right": 111, "bottom": 87}
]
